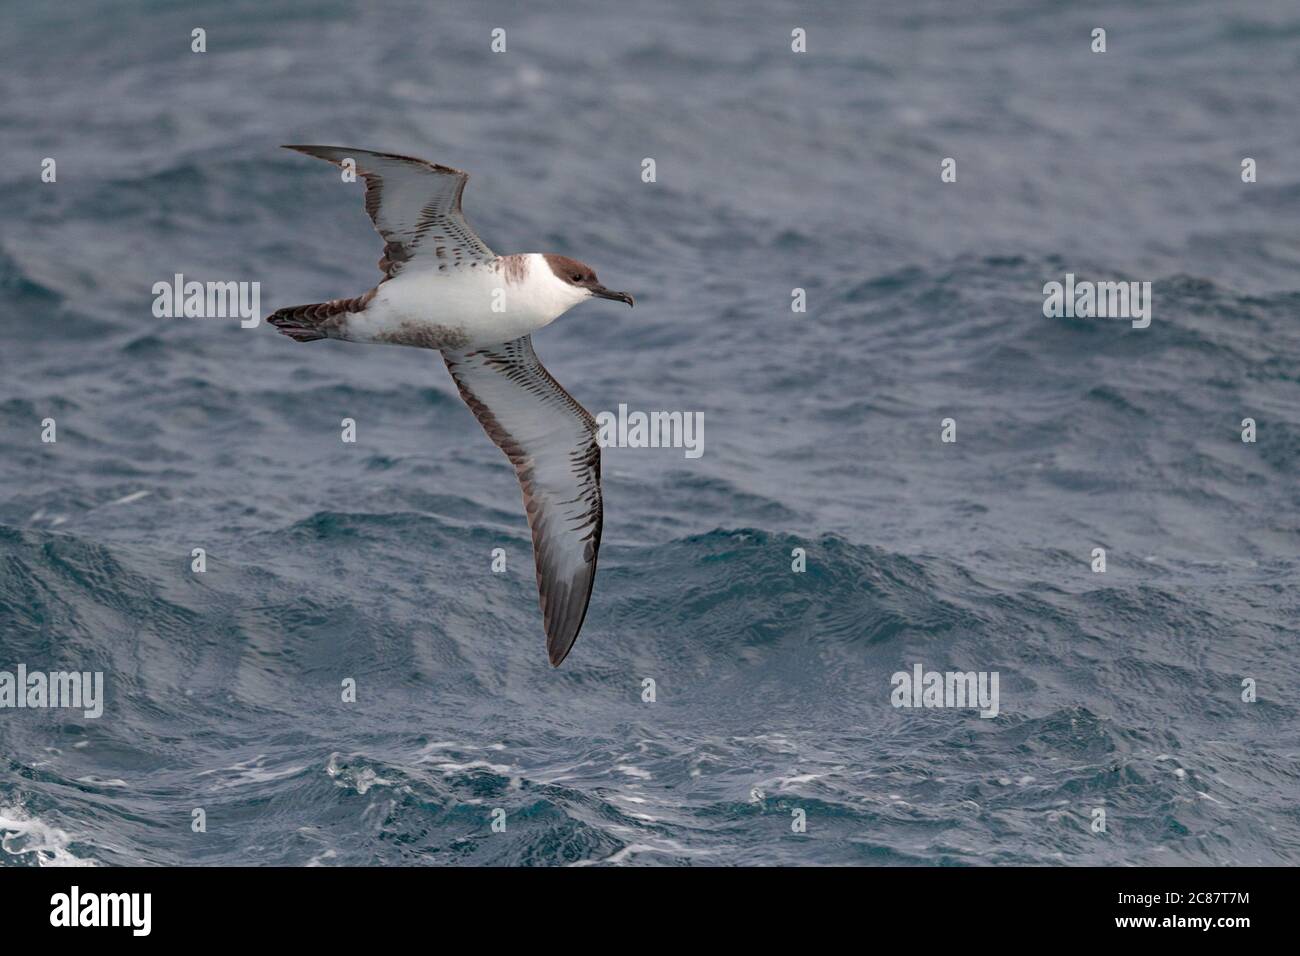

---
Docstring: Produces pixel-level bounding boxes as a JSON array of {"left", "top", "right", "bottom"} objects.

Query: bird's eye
[{"left": 572, "top": 273, "right": 583, "bottom": 282}]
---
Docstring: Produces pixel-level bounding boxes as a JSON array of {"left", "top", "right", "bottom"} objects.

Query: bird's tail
[
  {"left": 266, "top": 292, "right": 373, "bottom": 343},
  {"left": 267, "top": 303, "right": 330, "bottom": 342}
]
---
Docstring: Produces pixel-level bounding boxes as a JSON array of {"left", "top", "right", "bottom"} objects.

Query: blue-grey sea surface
[{"left": 1, "top": 0, "right": 1298, "bottom": 865}]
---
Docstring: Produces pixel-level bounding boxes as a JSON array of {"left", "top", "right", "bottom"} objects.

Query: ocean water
[{"left": 2, "top": 0, "right": 1298, "bottom": 866}]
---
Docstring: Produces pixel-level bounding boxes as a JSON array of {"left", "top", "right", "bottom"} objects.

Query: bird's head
[{"left": 544, "top": 254, "right": 634, "bottom": 308}]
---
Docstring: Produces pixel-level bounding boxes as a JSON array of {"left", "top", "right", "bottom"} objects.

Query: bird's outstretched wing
[
  {"left": 283, "top": 145, "right": 496, "bottom": 278},
  {"left": 442, "top": 336, "right": 602, "bottom": 666}
]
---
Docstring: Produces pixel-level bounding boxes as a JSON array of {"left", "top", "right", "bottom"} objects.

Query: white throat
[{"left": 517, "top": 253, "right": 590, "bottom": 322}]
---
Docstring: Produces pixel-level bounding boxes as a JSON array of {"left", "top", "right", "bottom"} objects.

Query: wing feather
[
  {"left": 283, "top": 145, "right": 496, "bottom": 277},
  {"left": 442, "top": 336, "right": 602, "bottom": 666}
]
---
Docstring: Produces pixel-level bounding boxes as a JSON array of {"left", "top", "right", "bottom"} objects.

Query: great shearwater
[{"left": 268, "top": 146, "right": 634, "bottom": 666}]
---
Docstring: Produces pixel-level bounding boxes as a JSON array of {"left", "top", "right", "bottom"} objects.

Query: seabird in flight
[{"left": 268, "top": 146, "right": 634, "bottom": 666}]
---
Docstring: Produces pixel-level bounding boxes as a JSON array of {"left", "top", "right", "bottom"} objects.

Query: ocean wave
[{"left": 0, "top": 804, "right": 94, "bottom": 867}]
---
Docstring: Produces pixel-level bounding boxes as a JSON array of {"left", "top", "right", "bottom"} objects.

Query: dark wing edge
[
  {"left": 282, "top": 145, "right": 495, "bottom": 277},
  {"left": 442, "top": 336, "right": 603, "bottom": 666}
]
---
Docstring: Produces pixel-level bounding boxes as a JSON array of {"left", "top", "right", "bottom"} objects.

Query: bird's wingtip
[{"left": 281, "top": 144, "right": 347, "bottom": 157}]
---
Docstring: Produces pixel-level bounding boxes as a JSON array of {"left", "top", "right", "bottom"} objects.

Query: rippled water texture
[{"left": 1, "top": 0, "right": 1298, "bottom": 865}]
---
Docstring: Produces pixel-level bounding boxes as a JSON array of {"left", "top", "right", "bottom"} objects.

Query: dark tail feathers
[
  {"left": 267, "top": 304, "right": 329, "bottom": 342},
  {"left": 267, "top": 291, "right": 375, "bottom": 343}
]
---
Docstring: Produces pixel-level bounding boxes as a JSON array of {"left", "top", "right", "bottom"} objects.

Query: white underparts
[{"left": 347, "top": 253, "right": 589, "bottom": 349}]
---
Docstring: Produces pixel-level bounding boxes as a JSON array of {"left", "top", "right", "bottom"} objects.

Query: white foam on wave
[
  {"left": 106, "top": 490, "right": 151, "bottom": 506},
  {"left": 431, "top": 759, "right": 513, "bottom": 776},
  {"left": 570, "top": 837, "right": 717, "bottom": 866},
  {"left": 614, "top": 764, "right": 652, "bottom": 780},
  {"left": 0, "top": 804, "right": 95, "bottom": 867},
  {"left": 197, "top": 754, "right": 311, "bottom": 789},
  {"left": 324, "top": 753, "right": 395, "bottom": 795}
]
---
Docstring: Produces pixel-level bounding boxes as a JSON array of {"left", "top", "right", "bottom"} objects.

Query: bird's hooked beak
[{"left": 591, "top": 286, "right": 634, "bottom": 307}]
